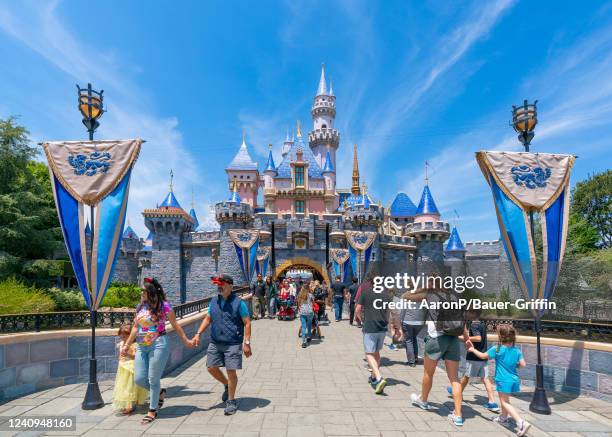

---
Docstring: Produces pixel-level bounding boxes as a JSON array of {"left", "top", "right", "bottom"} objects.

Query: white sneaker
[
  {"left": 410, "top": 393, "right": 431, "bottom": 410},
  {"left": 516, "top": 420, "right": 531, "bottom": 436},
  {"left": 492, "top": 415, "right": 509, "bottom": 423}
]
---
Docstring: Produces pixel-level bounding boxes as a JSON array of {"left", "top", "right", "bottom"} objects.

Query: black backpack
[{"left": 426, "top": 290, "right": 465, "bottom": 336}]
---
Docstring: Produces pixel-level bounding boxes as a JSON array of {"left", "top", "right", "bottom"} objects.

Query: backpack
[{"left": 426, "top": 290, "right": 465, "bottom": 336}]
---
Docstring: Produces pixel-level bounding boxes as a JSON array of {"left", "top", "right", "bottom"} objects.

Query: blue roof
[
  {"left": 275, "top": 133, "right": 324, "bottom": 179},
  {"left": 265, "top": 148, "right": 276, "bottom": 173},
  {"left": 227, "top": 139, "right": 258, "bottom": 171},
  {"left": 390, "top": 192, "right": 417, "bottom": 217},
  {"left": 416, "top": 185, "right": 439, "bottom": 215},
  {"left": 159, "top": 191, "right": 182, "bottom": 209},
  {"left": 189, "top": 208, "right": 199, "bottom": 229},
  {"left": 122, "top": 225, "right": 138, "bottom": 239},
  {"left": 322, "top": 149, "right": 334, "bottom": 173},
  {"left": 340, "top": 192, "right": 372, "bottom": 210},
  {"left": 446, "top": 227, "right": 466, "bottom": 252},
  {"left": 228, "top": 189, "right": 241, "bottom": 204}
]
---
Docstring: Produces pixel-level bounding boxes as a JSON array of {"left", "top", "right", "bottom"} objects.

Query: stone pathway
[{"left": 1, "top": 313, "right": 612, "bottom": 436}]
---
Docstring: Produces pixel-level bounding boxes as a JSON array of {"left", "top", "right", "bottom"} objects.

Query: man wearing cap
[{"left": 192, "top": 274, "right": 252, "bottom": 416}]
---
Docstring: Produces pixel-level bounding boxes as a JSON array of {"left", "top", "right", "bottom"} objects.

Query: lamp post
[
  {"left": 511, "top": 100, "right": 551, "bottom": 415},
  {"left": 77, "top": 83, "right": 105, "bottom": 410}
]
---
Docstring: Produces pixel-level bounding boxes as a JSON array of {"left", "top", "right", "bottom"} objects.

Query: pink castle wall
[
  {"left": 275, "top": 198, "right": 292, "bottom": 214},
  {"left": 308, "top": 199, "right": 325, "bottom": 214},
  {"left": 414, "top": 213, "right": 439, "bottom": 224},
  {"left": 239, "top": 188, "right": 257, "bottom": 207}
]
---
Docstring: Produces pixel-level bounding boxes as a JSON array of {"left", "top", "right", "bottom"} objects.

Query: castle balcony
[
  {"left": 405, "top": 221, "right": 450, "bottom": 241},
  {"left": 214, "top": 201, "right": 253, "bottom": 224},
  {"left": 264, "top": 188, "right": 276, "bottom": 196},
  {"left": 379, "top": 234, "right": 417, "bottom": 250},
  {"left": 182, "top": 230, "right": 221, "bottom": 247},
  {"left": 308, "top": 128, "right": 339, "bottom": 145},
  {"left": 311, "top": 101, "right": 337, "bottom": 114}
]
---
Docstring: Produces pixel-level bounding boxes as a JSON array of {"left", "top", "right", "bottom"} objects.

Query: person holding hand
[{"left": 192, "top": 274, "right": 252, "bottom": 416}]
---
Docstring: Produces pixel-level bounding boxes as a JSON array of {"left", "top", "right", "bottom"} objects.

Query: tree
[
  {"left": 0, "top": 117, "right": 62, "bottom": 283},
  {"left": 571, "top": 170, "right": 612, "bottom": 249}
]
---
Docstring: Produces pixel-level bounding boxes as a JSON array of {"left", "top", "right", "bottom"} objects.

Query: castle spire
[
  {"left": 424, "top": 160, "right": 430, "bottom": 185},
  {"left": 351, "top": 144, "right": 360, "bottom": 195},
  {"left": 329, "top": 77, "right": 334, "bottom": 96},
  {"left": 296, "top": 120, "right": 302, "bottom": 138},
  {"left": 317, "top": 63, "right": 327, "bottom": 95},
  {"left": 169, "top": 169, "right": 174, "bottom": 192}
]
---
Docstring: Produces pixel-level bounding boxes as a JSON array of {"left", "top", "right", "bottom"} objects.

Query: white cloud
[{"left": 0, "top": 0, "right": 200, "bottom": 238}]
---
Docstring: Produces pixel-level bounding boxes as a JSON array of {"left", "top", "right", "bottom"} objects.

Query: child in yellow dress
[{"left": 113, "top": 323, "right": 148, "bottom": 414}]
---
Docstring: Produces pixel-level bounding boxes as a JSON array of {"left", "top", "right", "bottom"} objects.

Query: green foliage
[
  {"left": 571, "top": 169, "right": 612, "bottom": 249},
  {"left": 0, "top": 117, "right": 62, "bottom": 283},
  {"left": 46, "top": 287, "right": 87, "bottom": 311},
  {"left": 100, "top": 283, "right": 141, "bottom": 309},
  {"left": 0, "top": 277, "right": 55, "bottom": 315},
  {"left": 567, "top": 213, "right": 599, "bottom": 253}
]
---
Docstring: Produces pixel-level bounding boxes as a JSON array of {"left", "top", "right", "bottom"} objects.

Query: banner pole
[
  {"left": 83, "top": 205, "right": 104, "bottom": 410},
  {"left": 522, "top": 143, "right": 551, "bottom": 415}
]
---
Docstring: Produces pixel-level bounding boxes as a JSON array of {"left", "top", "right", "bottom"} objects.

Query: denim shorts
[
  {"left": 206, "top": 342, "right": 243, "bottom": 370},
  {"left": 424, "top": 335, "right": 460, "bottom": 361},
  {"left": 363, "top": 332, "right": 386, "bottom": 353}
]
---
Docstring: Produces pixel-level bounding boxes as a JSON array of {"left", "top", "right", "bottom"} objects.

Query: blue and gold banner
[
  {"left": 330, "top": 248, "right": 350, "bottom": 281},
  {"left": 476, "top": 151, "right": 575, "bottom": 315},
  {"left": 345, "top": 231, "right": 377, "bottom": 282},
  {"left": 43, "top": 139, "right": 143, "bottom": 310},
  {"left": 255, "top": 247, "right": 270, "bottom": 277},
  {"left": 229, "top": 229, "right": 260, "bottom": 283}
]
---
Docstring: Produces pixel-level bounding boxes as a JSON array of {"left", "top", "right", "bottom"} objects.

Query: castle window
[
  {"left": 294, "top": 166, "right": 304, "bottom": 187},
  {"left": 321, "top": 124, "right": 327, "bottom": 129},
  {"left": 295, "top": 200, "right": 305, "bottom": 213}
]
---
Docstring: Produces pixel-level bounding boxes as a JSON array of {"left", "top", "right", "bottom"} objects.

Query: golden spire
[
  {"left": 296, "top": 120, "right": 302, "bottom": 137},
  {"left": 191, "top": 187, "right": 195, "bottom": 208},
  {"left": 232, "top": 179, "right": 238, "bottom": 192},
  {"left": 351, "top": 144, "right": 360, "bottom": 195},
  {"left": 169, "top": 169, "right": 174, "bottom": 192},
  {"left": 424, "top": 160, "right": 430, "bottom": 185}
]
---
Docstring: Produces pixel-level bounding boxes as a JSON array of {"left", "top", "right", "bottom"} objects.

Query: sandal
[
  {"left": 141, "top": 410, "right": 157, "bottom": 424},
  {"left": 158, "top": 388, "right": 167, "bottom": 409},
  {"left": 120, "top": 407, "right": 135, "bottom": 416}
]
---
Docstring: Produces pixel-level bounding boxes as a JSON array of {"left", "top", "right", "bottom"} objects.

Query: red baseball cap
[{"left": 211, "top": 274, "right": 234, "bottom": 285}]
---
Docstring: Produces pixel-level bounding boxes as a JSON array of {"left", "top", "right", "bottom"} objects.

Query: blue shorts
[
  {"left": 496, "top": 380, "right": 520, "bottom": 394},
  {"left": 363, "top": 332, "right": 386, "bottom": 353}
]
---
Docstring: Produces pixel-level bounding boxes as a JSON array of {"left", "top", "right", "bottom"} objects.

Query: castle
[{"left": 112, "top": 65, "right": 518, "bottom": 304}]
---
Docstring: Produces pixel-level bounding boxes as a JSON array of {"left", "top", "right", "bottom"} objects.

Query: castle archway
[{"left": 273, "top": 256, "right": 330, "bottom": 284}]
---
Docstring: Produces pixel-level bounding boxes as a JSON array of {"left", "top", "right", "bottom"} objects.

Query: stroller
[{"left": 277, "top": 290, "right": 296, "bottom": 320}]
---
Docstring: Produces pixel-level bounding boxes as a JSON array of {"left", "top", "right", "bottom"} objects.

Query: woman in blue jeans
[
  {"left": 296, "top": 285, "right": 314, "bottom": 348},
  {"left": 122, "top": 278, "right": 194, "bottom": 424}
]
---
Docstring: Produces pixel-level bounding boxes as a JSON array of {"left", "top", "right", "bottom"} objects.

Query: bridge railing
[{"left": 0, "top": 286, "right": 250, "bottom": 334}]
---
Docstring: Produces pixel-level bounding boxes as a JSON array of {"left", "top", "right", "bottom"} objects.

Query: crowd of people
[{"left": 109, "top": 272, "right": 532, "bottom": 436}]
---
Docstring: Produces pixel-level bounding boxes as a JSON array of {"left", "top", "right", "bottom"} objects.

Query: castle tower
[
  {"left": 143, "top": 171, "right": 195, "bottom": 303},
  {"left": 351, "top": 144, "right": 361, "bottom": 195},
  {"left": 444, "top": 226, "right": 467, "bottom": 276},
  {"left": 309, "top": 63, "right": 339, "bottom": 168},
  {"left": 406, "top": 175, "right": 450, "bottom": 272},
  {"left": 215, "top": 182, "right": 254, "bottom": 285},
  {"left": 263, "top": 145, "right": 277, "bottom": 212},
  {"left": 322, "top": 145, "right": 336, "bottom": 213},
  {"left": 226, "top": 132, "right": 260, "bottom": 208},
  {"left": 188, "top": 190, "right": 200, "bottom": 230},
  {"left": 281, "top": 128, "right": 294, "bottom": 158}
]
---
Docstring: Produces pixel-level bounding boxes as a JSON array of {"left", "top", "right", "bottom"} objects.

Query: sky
[{"left": 1, "top": 0, "right": 611, "bottom": 242}]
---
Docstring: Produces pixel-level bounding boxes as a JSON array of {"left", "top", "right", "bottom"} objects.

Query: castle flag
[
  {"left": 229, "top": 229, "right": 260, "bottom": 283},
  {"left": 476, "top": 151, "right": 575, "bottom": 315},
  {"left": 43, "top": 139, "right": 143, "bottom": 310},
  {"left": 345, "top": 230, "right": 377, "bottom": 282}
]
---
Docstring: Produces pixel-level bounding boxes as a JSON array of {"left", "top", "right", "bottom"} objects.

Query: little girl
[
  {"left": 113, "top": 323, "right": 148, "bottom": 415},
  {"left": 468, "top": 324, "right": 531, "bottom": 436}
]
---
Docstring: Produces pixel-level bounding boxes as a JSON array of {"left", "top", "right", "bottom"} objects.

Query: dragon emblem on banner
[
  {"left": 330, "top": 248, "right": 349, "bottom": 264},
  {"left": 256, "top": 247, "right": 270, "bottom": 261},
  {"left": 228, "top": 229, "right": 260, "bottom": 249},
  {"left": 345, "top": 231, "right": 377, "bottom": 252},
  {"left": 68, "top": 151, "right": 112, "bottom": 176},
  {"left": 511, "top": 165, "right": 552, "bottom": 189}
]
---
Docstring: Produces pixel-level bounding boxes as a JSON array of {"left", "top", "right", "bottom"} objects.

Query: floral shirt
[{"left": 135, "top": 301, "right": 172, "bottom": 346}]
